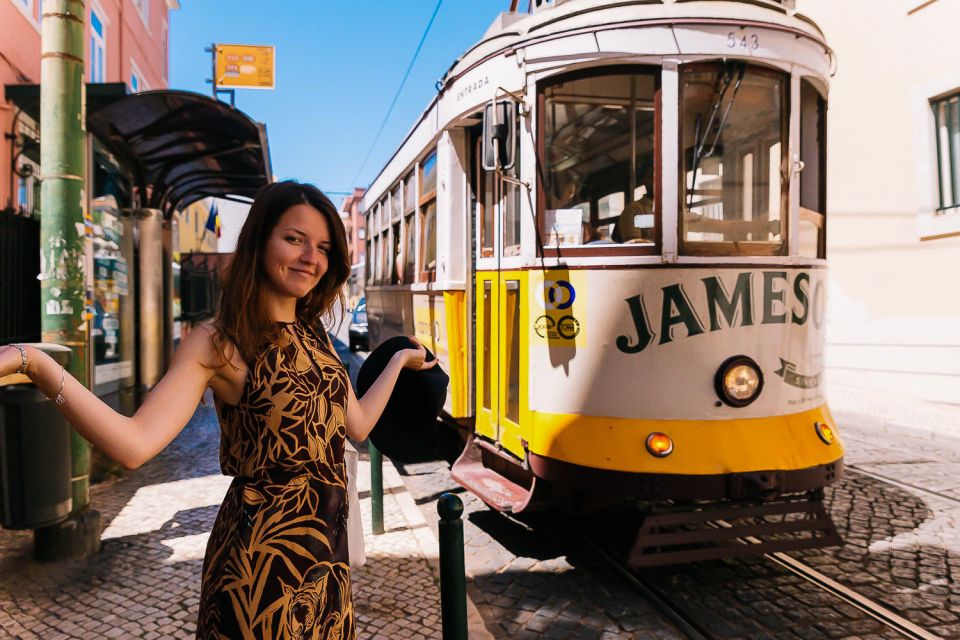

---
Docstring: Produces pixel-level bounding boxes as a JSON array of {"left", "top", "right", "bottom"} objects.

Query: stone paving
[
  {"left": 396, "top": 459, "right": 685, "bottom": 640},
  {"left": 0, "top": 390, "right": 480, "bottom": 639}
]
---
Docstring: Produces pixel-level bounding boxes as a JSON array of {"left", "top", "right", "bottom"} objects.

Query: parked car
[{"left": 348, "top": 301, "right": 368, "bottom": 352}]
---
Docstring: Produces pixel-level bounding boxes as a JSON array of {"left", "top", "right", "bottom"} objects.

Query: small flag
[{"left": 204, "top": 201, "right": 220, "bottom": 239}]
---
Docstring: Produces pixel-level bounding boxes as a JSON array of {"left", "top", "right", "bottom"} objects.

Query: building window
[
  {"left": 934, "top": 93, "right": 960, "bottom": 212},
  {"left": 90, "top": 9, "right": 106, "bottom": 83},
  {"left": 132, "top": 0, "right": 149, "bottom": 28},
  {"left": 129, "top": 60, "right": 149, "bottom": 93}
]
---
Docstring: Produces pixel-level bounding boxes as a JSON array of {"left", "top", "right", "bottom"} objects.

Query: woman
[{"left": 0, "top": 181, "right": 436, "bottom": 639}]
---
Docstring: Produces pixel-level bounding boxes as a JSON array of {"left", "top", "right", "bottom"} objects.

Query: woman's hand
[{"left": 396, "top": 336, "right": 440, "bottom": 371}]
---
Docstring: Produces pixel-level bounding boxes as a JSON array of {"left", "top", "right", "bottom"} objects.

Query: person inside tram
[{"left": 0, "top": 180, "right": 438, "bottom": 640}]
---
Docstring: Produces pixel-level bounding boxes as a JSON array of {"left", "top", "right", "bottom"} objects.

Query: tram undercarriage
[{"left": 450, "top": 431, "right": 843, "bottom": 566}]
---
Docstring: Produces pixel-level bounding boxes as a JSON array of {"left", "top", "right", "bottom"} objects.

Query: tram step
[
  {"left": 451, "top": 435, "right": 535, "bottom": 512},
  {"left": 627, "top": 492, "right": 842, "bottom": 567}
]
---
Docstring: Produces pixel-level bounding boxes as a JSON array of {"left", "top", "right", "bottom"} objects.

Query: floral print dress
[{"left": 198, "top": 320, "right": 355, "bottom": 640}]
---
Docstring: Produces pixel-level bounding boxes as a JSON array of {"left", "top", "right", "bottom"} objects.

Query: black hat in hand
[{"left": 356, "top": 336, "right": 449, "bottom": 462}]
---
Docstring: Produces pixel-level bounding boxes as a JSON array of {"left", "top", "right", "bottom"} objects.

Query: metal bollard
[
  {"left": 437, "top": 493, "right": 467, "bottom": 640},
  {"left": 369, "top": 442, "right": 384, "bottom": 535}
]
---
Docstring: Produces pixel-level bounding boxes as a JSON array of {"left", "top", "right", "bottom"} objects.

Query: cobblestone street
[
  {"left": 0, "top": 392, "right": 466, "bottom": 639},
  {"left": 3, "top": 360, "right": 960, "bottom": 639}
]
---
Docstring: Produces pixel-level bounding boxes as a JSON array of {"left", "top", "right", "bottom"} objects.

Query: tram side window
[
  {"left": 364, "top": 229, "right": 372, "bottom": 285},
  {"left": 799, "top": 79, "right": 827, "bottom": 259},
  {"left": 403, "top": 212, "right": 416, "bottom": 284},
  {"left": 404, "top": 171, "right": 416, "bottom": 213},
  {"left": 680, "top": 63, "right": 787, "bottom": 256},
  {"left": 476, "top": 138, "right": 495, "bottom": 258},
  {"left": 391, "top": 184, "right": 402, "bottom": 222},
  {"left": 503, "top": 135, "right": 522, "bottom": 257},
  {"left": 420, "top": 151, "right": 438, "bottom": 281},
  {"left": 402, "top": 170, "right": 417, "bottom": 282},
  {"left": 390, "top": 221, "right": 401, "bottom": 285},
  {"left": 543, "top": 69, "right": 658, "bottom": 249}
]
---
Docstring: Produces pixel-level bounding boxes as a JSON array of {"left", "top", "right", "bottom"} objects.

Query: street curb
[
  {"left": 331, "top": 334, "right": 494, "bottom": 639},
  {"left": 380, "top": 457, "right": 495, "bottom": 640}
]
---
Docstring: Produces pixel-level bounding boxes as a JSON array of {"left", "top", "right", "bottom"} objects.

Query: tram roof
[
  {"left": 363, "top": 0, "right": 825, "bottom": 203},
  {"left": 444, "top": 0, "right": 823, "bottom": 83}
]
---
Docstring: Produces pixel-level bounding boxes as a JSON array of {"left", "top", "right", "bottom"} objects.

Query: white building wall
[
  {"left": 798, "top": 0, "right": 960, "bottom": 404},
  {"left": 214, "top": 198, "right": 251, "bottom": 254}
]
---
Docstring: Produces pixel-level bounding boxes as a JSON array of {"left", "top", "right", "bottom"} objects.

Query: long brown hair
[{"left": 212, "top": 180, "right": 351, "bottom": 367}]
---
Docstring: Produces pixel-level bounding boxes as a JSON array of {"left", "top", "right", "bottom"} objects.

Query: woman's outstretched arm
[
  {"left": 343, "top": 336, "right": 438, "bottom": 442},
  {"left": 0, "top": 327, "right": 218, "bottom": 470}
]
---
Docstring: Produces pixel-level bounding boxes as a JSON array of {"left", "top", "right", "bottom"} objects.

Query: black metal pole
[
  {"left": 369, "top": 442, "right": 384, "bottom": 535},
  {"left": 438, "top": 493, "right": 467, "bottom": 640}
]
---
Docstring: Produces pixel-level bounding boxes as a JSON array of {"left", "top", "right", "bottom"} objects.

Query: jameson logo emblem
[
  {"left": 616, "top": 271, "right": 824, "bottom": 354},
  {"left": 774, "top": 358, "right": 822, "bottom": 389}
]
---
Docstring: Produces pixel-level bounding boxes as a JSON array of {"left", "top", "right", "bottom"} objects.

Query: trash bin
[{"left": 0, "top": 344, "right": 72, "bottom": 530}]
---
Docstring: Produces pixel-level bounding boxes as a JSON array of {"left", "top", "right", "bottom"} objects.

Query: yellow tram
[{"left": 362, "top": 0, "right": 843, "bottom": 562}]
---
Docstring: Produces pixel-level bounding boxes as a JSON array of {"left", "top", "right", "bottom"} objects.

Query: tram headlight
[
  {"left": 715, "top": 356, "right": 763, "bottom": 407},
  {"left": 645, "top": 432, "right": 674, "bottom": 458},
  {"left": 814, "top": 421, "right": 835, "bottom": 445}
]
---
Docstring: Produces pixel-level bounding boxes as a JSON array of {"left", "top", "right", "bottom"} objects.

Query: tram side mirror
[{"left": 482, "top": 98, "right": 517, "bottom": 172}]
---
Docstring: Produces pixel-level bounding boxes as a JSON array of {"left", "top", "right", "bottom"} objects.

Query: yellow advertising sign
[{"left": 215, "top": 44, "right": 275, "bottom": 90}]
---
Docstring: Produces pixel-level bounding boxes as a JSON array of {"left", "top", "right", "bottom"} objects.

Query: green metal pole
[
  {"left": 369, "top": 442, "right": 384, "bottom": 535},
  {"left": 437, "top": 493, "right": 467, "bottom": 640},
  {"left": 35, "top": 0, "right": 101, "bottom": 560}
]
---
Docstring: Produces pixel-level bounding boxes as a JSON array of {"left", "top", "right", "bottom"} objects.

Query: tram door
[{"left": 473, "top": 132, "right": 524, "bottom": 458}]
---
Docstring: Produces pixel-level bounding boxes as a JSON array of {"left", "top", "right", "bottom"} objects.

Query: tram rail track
[
  {"left": 571, "top": 513, "right": 944, "bottom": 640},
  {"left": 846, "top": 465, "right": 960, "bottom": 507}
]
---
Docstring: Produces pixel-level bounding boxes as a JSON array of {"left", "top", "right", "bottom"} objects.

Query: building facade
[
  {"left": 1, "top": 0, "right": 178, "bottom": 215},
  {"left": 341, "top": 187, "right": 366, "bottom": 305},
  {"left": 798, "top": 0, "right": 960, "bottom": 403}
]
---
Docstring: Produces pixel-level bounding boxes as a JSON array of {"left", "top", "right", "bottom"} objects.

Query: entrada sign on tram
[{"left": 215, "top": 44, "right": 275, "bottom": 90}]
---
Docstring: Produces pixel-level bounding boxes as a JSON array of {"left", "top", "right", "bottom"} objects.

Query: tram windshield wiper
[{"left": 687, "top": 61, "right": 746, "bottom": 209}]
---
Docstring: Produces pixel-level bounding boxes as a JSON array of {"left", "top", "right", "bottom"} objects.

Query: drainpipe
[{"left": 35, "top": 0, "right": 102, "bottom": 559}]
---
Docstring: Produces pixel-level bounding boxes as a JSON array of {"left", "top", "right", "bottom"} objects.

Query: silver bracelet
[
  {"left": 48, "top": 364, "right": 66, "bottom": 406},
  {"left": 10, "top": 343, "right": 27, "bottom": 375}
]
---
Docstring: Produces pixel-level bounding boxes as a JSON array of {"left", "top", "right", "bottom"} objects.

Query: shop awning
[
  {"left": 88, "top": 89, "right": 272, "bottom": 217},
  {"left": 4, "top": 83, "right": 272, "bottom": 218}
]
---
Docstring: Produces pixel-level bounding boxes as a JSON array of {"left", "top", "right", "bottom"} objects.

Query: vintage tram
[{"left": 361, "top": 0, "right": 842, "bottom": 563}]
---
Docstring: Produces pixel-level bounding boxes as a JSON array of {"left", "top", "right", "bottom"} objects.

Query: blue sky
[{"left": 170, "top": 1, "right": 513, "bottom": 198}]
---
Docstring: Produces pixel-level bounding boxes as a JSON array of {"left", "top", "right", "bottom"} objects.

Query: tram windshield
[
  {"left": 680, "top": 63, "right": 788, "bottom": 255},
  {"left": 543, "top": 69, "right": 658, "bottom": 249}
]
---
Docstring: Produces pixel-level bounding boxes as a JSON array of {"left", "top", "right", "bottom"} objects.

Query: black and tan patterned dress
[{"left": 198, "top": 320, "right": 355, "bottom": 639}]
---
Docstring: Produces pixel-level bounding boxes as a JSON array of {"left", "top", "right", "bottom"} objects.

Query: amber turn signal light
[
  {"left": 814, "top": 422, "right": 835, "bottom": 445},
  {"left": 645, "top": 432, "right": 674, "bottom": 457}
]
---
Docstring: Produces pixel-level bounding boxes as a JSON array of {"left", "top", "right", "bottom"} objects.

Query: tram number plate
[{"left": 727, "top": 32, "right": 760, "bottom": 51}]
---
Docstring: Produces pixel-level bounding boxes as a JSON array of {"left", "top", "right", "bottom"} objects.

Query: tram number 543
[{"left": 728, "top": 32, "right": 760, "bottom": 50}]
